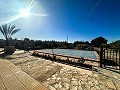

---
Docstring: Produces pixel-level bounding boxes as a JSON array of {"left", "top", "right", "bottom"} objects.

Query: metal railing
[{"left": 100, "top": 45, "right": 120, "bottom": 72}]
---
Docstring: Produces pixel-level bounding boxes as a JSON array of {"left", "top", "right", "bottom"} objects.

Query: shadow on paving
[
  {"left": 0, "top": 53, "right": 14, "bottom": 59},
  {"left": 0, "top": 51, "right": 30, "bottom": 60},
  {"left": 103, "top": 59, "right": 120, "bottom": 73},
  {"left": 35, "top": 65, "right": 63, "bottom": 82},
  {"left": 103, "top": 59, "right": 119, "bottom": 66}
]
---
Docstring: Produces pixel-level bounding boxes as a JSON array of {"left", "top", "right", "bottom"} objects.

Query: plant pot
[{"left": 4, "top": 46, "right": 15, "bottom": 55}]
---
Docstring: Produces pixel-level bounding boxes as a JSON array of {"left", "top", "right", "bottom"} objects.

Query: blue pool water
[{"left": 41, "top": 49, "right": 96, "bottom": 59}]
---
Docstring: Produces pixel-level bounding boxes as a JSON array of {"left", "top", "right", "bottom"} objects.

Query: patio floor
[{"left": 0, "top": 50, "right": 120, "bottom": 90}]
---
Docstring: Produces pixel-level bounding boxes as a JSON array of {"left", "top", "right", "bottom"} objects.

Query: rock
[
  {"left": 52, "top": 74, "right": 56, "bottom": 77},
  {"left": 45, "top": 68, "right": 49, "bottom": 71},
  {"left": 63, "top": 83, "right": 69, "bottom": 89},
  {"left": 56, "top": 77, "right": 61, "bottom": 80},
  {"left": 78, "top": 80, "right": 81, "bottom": 85},
  {"left": 81, "top": 78, "right": 87, "bottom": 82},
  {"left": 59, "top": 83, "right": 62, "bottom": 88},
  {"left": 91, "top": 87, "right": 96, "bottom": 90},
  {"left": 72, "top": 78, "right": 77, "bottom": 81},
  {"left": 60, "top": 87, "right": 66, "bottom": 90},
  {"left": 78, "top": 86, "right": 83, "bottom": 90},
  {"left": 85, "top": 83, "right": 91, "bottom": 90},
  {"left": 54, "top": 83, "right": 59, "bottom": 88},
  {"left": 51, "top": 76, "right": 56, "bottom": 80},
  {"left": 87, "top": 81, "right": 94, "bottom": 87},
  {"left": 70, "top": 86, "right": 78, "bottom": 90},
  {"left": 47, "top": 78, "right": 50, "bottom": 80},
  {"left": 71, "top": 81, "right": 78, "bottom": 86},
  {"left": 48, "top": 86, "right": 56, "bottom": 90},
  {"left": 54, "top": 83, "right": 62, "bottom": 89},
  {"left": 61, "top": 77, "right": 70, "bottom": 83},
  {"left": 94, "top": 85, "right": 101, "bottom": 90}
]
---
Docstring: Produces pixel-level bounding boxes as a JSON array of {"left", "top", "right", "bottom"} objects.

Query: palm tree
[
  {"left": 0, "top": 24, "right": 20, "bottom": 46},
  {"left": 0, "top": 24, "right": 20, "bottom": 54}
]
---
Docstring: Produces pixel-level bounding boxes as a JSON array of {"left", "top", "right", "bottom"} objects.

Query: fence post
[
  {"left": 103, "top": 49, "right": 106, "bottom": 67},
  {"left": 100, "top": 45, "right": 103, "bottom": 68},
  {"left": 119, "top": 49, "right": 120, "bottom": 71}
]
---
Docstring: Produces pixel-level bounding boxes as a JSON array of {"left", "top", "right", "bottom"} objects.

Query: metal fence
[{"left": 100, "top": 45, "right": 120, "bottom": 72}]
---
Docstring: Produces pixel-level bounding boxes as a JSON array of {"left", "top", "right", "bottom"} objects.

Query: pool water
[{"left": 41, "top": 49, "right": 96, "bottom": 59}]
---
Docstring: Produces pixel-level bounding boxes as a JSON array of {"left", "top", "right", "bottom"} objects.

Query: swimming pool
[{"left": 40, "top": 49, "right": 96, "bottom": 59}]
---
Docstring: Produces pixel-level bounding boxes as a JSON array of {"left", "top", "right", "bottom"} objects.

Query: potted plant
[{"left": 0, "top": 24, "right": 20, "bottom": 54}]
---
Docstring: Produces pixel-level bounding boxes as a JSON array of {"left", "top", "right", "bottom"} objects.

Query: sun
[
  {"left": 19, "top": 8, "right": 30, "bottom": 17},
  {"left": 0, "top": 0, "right": 50, "bottom": 24}
]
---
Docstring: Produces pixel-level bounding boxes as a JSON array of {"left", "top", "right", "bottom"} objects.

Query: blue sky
[{"left": 0, "top": 0, "right": 120, "bottom": 43}]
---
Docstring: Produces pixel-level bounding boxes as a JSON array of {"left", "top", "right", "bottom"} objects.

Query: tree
[
  {"left": 110, "top": 40, "right": 120, "bottom": 49},
  {"left": 73, "top": 41, "right": 89, "bottom": 47},
  {"left": 0, "top": 24, "right": 20, "bottom": 54},
  {"left": 0, "top": 24, "right": 20, "bottom": 46},
  {"left": 75, "top": 44, "right": 88, "bottom": 50},
  {"left": 91, "top": 36, "right": 108, "bottom": 47}
]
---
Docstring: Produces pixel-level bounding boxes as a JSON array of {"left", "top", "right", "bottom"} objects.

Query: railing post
[
  {"left": 103, "top": 49, "right": 105, "bottom": 67},
  {"left": 119, "top": 49, "right": 120, "bottom": 72},
  {"left": 100, "top": 45, "right": 103, "bottom": 68},
  {"left": 116, "top": 50, "right": 118, "bottom": 67}
]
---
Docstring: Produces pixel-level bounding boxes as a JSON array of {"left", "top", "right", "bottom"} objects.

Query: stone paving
[
  {"left": 2, "top": 51, "right": 120, "bottom": 90},
  {"left": 44, "top": 66, "right": 120, "bottom": 90}
]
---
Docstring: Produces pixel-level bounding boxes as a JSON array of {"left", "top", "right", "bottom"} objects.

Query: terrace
[
  {"left": 0, "top": 0, "right": 120, "bottom": 89},
  {"left": 0, "top": 50, "right": 120, "bottom": 90}
]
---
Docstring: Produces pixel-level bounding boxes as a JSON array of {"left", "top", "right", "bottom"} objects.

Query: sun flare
[
  {"left": 0, "top": 0, "right": 50, "bottom": 24},
  {"left": 19, "top": 9, "right": 30, "bottom": 17}
]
